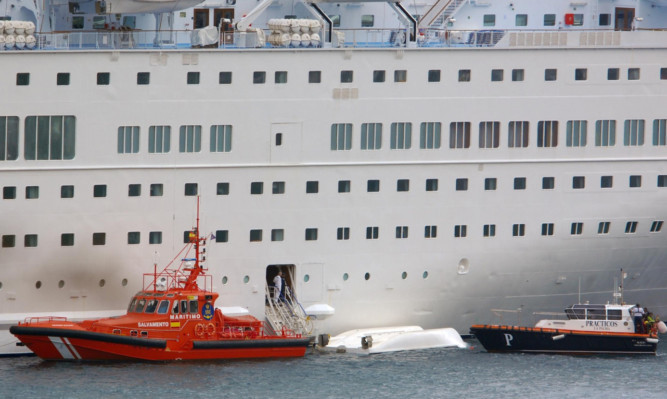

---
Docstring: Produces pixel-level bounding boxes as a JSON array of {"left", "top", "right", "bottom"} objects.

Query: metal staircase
[
  {"left": 418, "top": 0, "right": 468, "bottom": 30},
  {"left": 264, "top": 285, "right": 313, "bottom": 337}
]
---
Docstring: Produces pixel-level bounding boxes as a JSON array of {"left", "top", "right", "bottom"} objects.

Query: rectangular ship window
[
  {"left": 420, "top": 122, "right": 441, "bottom": 149},
  {"left": 449, "top": 122, "right": 470, "bottom": 148},
  {"left": 150, "top": 183, "right": 163, "bottom": 196},
  {"left": 425, "top": 179, "right": 438, "bottom": 192},
  {"left": 544, "top": 69, "right": 557, "bottom": 81},
  {"left": 653, "top": 119, "right": 667, "bottom": 146},
  {"left": 61, "top": 185, "right": 74, "bottom": 198},
  {"left": 566, "top": 121, "right": 587, "bottom": 147},
  {"left": 428, "top": 70, "right": 441, "bottom": 82},
  {"left": 483, "top": 224, "right": 495, "bottom": 237},
  {"left": 148, "top": 126, "right": 171, "bottom": 153},
  {"left": 367, "top": 180, "right": 380, "bottom": 192},
  {"left": 118, "top": 126, "right": 140, "bottom": 154},
  {"left": 272, "top": 229, "right": 284, "bottom": 242},
  {"left": 601, "top": 176, "right": 613, "bottom": 188},
  {"left": 491, "top": 69, "right": 503, "bottom": 82},
  {"left": 97, "top": 72, "right": 110, "bottom": 85},
  {"left": 598, "top": 222, "right": 610, "bottom": 234},
  {"left": 149, "top": 232, "right": 163, "bottom": 244},
  {"left": 17, "top": 73, "right": 30, "bottom": 86},
  {"left": 61, "top": 233, "right": 74, "bottom": 246},
  {"left": 24, "top": 116, "right": 77, "bottom": 160},
  {"left": 306, "top": 181, "right": 319, "bottom": 194},
  {"left": 542, "top": 223, "right": 554, "bottom": 236},
  {"left": 537, "top": 121, "right": 558, "bottom": 147},
  {"left": 187, "top": 72, "right": 200, "bottom": 85},
  {"left": 217, "top": 182, "right": 230, "bottom": 195},
  {"left": 210, "top": 125, "right": 232, "bottom": 152},
  {"left": 337, "top": 227, "right": 350, "bottom": 240},
  {"left": 361, "top": 123, "right": 382, "bottom": 150},
  {"left": 331, "top": 123, "right": 352, "bottom": 150},
  {"left": 219, "top": 72, "right": 232, "bottom": 84},
  {"left": 390, "top": 122, "right": 412, "bottom": 149},
  {"left": 137, "top": 72, "right": 150, "bottom": 85},
  {"left": 24, "top": 234, "right": 38, "bottom": 248},
  {"left": 253, "top": 71, "right": 266, "bottom": 84},
  {"left": 0, "top": 116, "right": 19, "bottom": 161},
  {"left": 309, "top": 71, "right": 321, "bottom": 84},
  {"left": 275, "top": 71, "right": 288, "bottom": 84}
]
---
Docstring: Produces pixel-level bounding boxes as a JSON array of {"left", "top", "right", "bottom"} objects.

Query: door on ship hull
[
  {"left": 614, "top": 8, "right": 635, "bottom": 31},
  {"left": 193, "top": 9, "right": 209, "bottom": 29},
  {"left": 266, "top": 265, "right": 295, "bottom": 303},
  {"left": 214, "top": 9, "right": 235, "bottom": 45}
]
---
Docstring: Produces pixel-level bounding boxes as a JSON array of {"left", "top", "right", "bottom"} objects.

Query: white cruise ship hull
[{"left": 1, "top": 35, "right": 667, "bottom": 354}]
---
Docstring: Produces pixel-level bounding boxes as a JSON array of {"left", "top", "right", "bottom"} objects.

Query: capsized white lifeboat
[{"left": 326, "top": 326, "right": 468, "bottom": 354}]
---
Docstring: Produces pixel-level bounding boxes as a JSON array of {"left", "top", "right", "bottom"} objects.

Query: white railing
[
  {"left": 8, "top": 28, "right": 667, "bottom": 52},
  {"left": 264, "top": 285, "right": 312, "bottom": 337}
]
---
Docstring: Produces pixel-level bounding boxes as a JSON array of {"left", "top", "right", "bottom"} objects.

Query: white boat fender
[
  {"left": 657, "top": 320, "right": 667, "bottom": 334},
  {"left": 552, "top": 334, "right": 566, "bottom": 341},
  {"left": 646, "top": 337, "right": 659, "bottom": 344},
  {"left": 361, "top": 335, "right": 373, "bottom": 349}
]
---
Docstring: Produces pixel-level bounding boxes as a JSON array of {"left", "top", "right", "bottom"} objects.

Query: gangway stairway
[
  {"left": 418, "top": 0, "right": 468, "bottom": 30},
  {"left": 264, "top": 286, "right": 313, "bottom": 337}
]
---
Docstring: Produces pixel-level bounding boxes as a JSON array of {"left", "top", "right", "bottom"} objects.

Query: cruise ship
[{"left": 1, "top": 0, "right": 666, "bottom": 355}]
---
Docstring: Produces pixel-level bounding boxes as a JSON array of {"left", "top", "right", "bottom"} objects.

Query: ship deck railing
[{"left": 7, "top": 27, "right": 667, "bottom": 52}]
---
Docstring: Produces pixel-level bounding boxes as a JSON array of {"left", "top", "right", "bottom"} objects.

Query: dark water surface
[{"left": 1, "top": 343, "right": 666, "bottom": 398}]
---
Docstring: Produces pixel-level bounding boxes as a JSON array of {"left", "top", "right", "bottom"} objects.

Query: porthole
[
  {"left": 422, "top": 271, "right": 429, "bottom": 279},
  {"left": 243, "top": 275, "right": 250, "bottom": 284},
  {"left": 58, "top": 280, "right": 65, "bottom": 289},
  {"left": 222, "top": 276, "right": 228, "bottom": 285},
  {"left": 364, "top": 273, "right": 370, "bottom": 281},
  {"left": 457, "top": 258, "right": 470, "bottom": 275},
  {"left": 304, "top": 274, "right": 310, "bottom": 283},
  {"left": 121, "top": 278, "right": 128, "bottom": 287},
  {"left": 35, "top": 281, "right": 42, "bottom": 289},
  {"left": 401, "top": 272, "right": 407, "bottom": 280},
  {"left": 343, "top": 273, "right": 349, "bottom": 281},
  {"left": 99, "top": 279, "right": 106, "bottom": 287}
]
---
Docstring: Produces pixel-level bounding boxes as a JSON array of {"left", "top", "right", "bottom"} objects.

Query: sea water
[{"left": 1, "top": 342, "right": 665, "bottom": 398}]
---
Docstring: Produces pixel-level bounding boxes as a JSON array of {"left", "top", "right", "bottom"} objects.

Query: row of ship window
[
  {"left": 330, "top": 119, "right": 667, "bottom": 150},
  {"left": 2, "top": 219, "right": 663, "bottom": 249},
  {"left": 10, "top": 67, "right": 667, "bottom": 87},
  {"left": 3, "top": 117, "right": 667, "bottom": 162},
  {"left": 4, "top": 173, "right": 667, "bottom": 200}
]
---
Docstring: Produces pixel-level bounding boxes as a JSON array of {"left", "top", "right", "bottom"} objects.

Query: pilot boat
[
  {"left": 470, "top": 274, "right": 665, "bottom": 355},
  {"left": 9, "top": 201, "right": 311, "bottom": 361}
]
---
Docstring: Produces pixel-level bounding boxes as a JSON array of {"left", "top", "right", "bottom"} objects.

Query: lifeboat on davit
[{"left": 10, "top": 200, "right": 311, "bottom": 361}]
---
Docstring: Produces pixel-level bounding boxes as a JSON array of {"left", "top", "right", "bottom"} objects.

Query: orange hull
[{"left": 11, "top": 326, "right": 309, "bottom": 361}]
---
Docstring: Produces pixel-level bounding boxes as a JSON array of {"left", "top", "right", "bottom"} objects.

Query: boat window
[
  {"left": 181, "top": 300, "right": 188, "bottom": 314},
  {"left": 607, "top": 309, "right": 622, "bottom": 320},
  {"left": 157, "top": 300, "right": 170, "bottom": 314},
  {"left": 127, "top": 298, "right": 137, "bottom": 312},
  {"left": 586, "top": 308, "right": 607, "bottom": 320},
  {"left": 134, "top": 299, "right": 146, "bottom": 313},
  {"left": 145, "top": 299, "right": 158, "bottom": 313},
  {"left": 189, "top": 300, "right": 199, "bottom": 314},
  {"left": 565, "top": 307, "right": 586, "bottom": 319},
  {"left": 172, "top": 300, "right": 179, "bottom": 314}
]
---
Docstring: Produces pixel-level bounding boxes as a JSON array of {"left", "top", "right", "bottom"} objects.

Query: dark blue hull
[{"left": 470, "top": 325, "right": 657, "bottom": 355}]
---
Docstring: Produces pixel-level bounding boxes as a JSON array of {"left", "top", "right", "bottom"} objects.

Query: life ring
[
  {"left": 195, "top": 323, "right": 206, "bottom": 338},
  {"left": 206, "top": 323, "right": 216, "bottom": 337}
]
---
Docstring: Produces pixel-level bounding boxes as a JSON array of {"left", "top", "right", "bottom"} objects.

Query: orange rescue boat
[{"left": 10, "top": 201, "right": 310, "bottom": 361}]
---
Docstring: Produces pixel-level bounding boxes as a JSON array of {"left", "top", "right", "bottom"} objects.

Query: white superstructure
[{"left": 1, "top": 0, "right": 667, "bottom": 355}]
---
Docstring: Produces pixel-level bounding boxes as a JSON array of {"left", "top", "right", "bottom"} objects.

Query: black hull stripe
[
  {"left": 192, "top": 338, "right": 311, "bottom": 350},
  {"left": 10, "top": 326, "right": 167, "bottom": 349}
]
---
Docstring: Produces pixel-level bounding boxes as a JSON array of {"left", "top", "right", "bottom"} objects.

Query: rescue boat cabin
[{"left": 534, "top": 303, "right": 636, "bottom": 333}]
